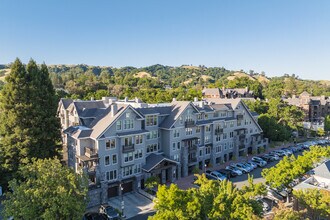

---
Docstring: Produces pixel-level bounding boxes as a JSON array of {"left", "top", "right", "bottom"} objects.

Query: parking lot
[{"left": 176, "top": 139, "right": 329, "bottom": 191}]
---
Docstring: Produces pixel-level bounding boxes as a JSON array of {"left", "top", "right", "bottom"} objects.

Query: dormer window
[{"left": 146, "top": 115, "right": 157, "bottom": 126}]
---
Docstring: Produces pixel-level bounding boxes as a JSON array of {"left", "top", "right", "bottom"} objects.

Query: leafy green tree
[
  {"left": 263, "top": 77, "right": 284, "bottom": 99},
  {"left": 293, "top": 189, "right": 330, "bottom": 219},
  {"left": 262, "top": 146, "right": 330, "bottom": 189},
  {"left": 0, "top": 59, "right": 61, "bottom": 189},
  {"left": 3, "top": 158, "right": 88, "bottom": 219},
  {"left": 317, "top": 128, "right": 325, "bottom": 137},
  {"left": 325, "top": 115, "right": 330, "bottom": 133},
  {"left": 244, "top": 100, "right": 269, "bottom": 115},
  {"left": 150, "top": 174, "right": 264, "bottom": 220},
  {"left": 145, "top": 176, "right": 160, "bottom": 191},
  {"left": 269, "top": 202, "right": 306, "bottom": 220}
]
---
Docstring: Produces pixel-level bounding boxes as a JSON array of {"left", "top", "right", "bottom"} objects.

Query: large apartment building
[{"left": 58, "top": 96, "right": 268, "bottom": 206}]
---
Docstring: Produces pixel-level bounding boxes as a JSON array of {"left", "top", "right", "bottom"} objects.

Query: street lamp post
[
  {"left": 204, "top": 163, "right": 207, "bottom": 173},
  {"left": 120, "top": 183, "right": 125, "bottom": 218}
]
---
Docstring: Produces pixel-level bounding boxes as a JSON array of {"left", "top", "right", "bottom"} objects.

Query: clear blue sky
[{"left": 1, "top": 0, "right": 329, "bottom": 80}]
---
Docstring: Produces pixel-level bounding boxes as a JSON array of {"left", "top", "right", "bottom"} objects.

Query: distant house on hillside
[{"left": 202, "top": 87, "right": 254, "bottom": 99}]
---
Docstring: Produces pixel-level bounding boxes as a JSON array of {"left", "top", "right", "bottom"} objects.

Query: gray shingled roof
[
  {"left": 202, "top": 88, "right": 222, "bottom": 96},
  {"left": 61, "top": 98, "right": 73, "bottom": 109},
  {"left": 313, "top": 160, "right": 330, "bottom": 179},
  {"left": 299, "top": 91, "right": 310, "bottom": 97},
  {"left": 142, "top": 153, "right": 178, "bottom": 172},
  {"left": 89, "top": 104, "right": 128, "bottom": 139},
  {"left": 136, "top": 106, "right": 172, "bottom": 116},
  {"left": 251, "top": 112, "right": 259, "bottom": 117},
  {"left": 159, "top": 101, "right": 192, "bottom": 129},
  {"left": 80, "top": 108, "right": 107, "bottom": 118},
  {"left": 210, "top": 103, "right": 232, "bottom": 111},
  {"left": 74, "top": 100, "right": 106, "bottom": 115}
]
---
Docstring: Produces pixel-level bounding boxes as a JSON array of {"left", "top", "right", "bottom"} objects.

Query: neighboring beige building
[
  {"left": 202, "top": 87, "right": 254, "bottom": 99},
  {"left": 283, "top": 92, "right": 330, "bottom": 126}
]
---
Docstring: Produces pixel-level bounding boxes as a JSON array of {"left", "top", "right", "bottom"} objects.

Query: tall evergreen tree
[{"left": 0, "top": 58, "right": 61, "bottom": 189}]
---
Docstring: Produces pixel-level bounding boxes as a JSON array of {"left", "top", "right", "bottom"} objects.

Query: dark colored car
[
  {"left": 99, "top": 204, "right": 120, "bottom": 220},
  {"left": 83, "top": 212, "right": 108, "bottom": 220},
  {"left": 218, "top": 168, "right": 237, "bottom": 178},
  {"left": 260, "top": 155, "right": 274, "bottom": 162}
]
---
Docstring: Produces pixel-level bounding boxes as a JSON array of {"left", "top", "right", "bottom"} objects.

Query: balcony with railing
[
  {"left": 239, "top": 144, "right": 245, "bottom": 150},
  {"left": 239, "top": 134, "right": 246, "bottom": 141},
  {"left": 185, "top": 120, "right": 195, "bottom": 128},
  {"left": 85, "top": 147, "right": 98, "bottom": 159},
  {"left": 215, "top": 128, "right": 223, "bottom": 135},
  {"left": 188, "top": 157, "right": 197, "bottom": 164},
  {"left": 122, "top": 144, "right": 135, "bottom": 153}
]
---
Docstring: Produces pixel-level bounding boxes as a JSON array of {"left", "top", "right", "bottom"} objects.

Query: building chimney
[
  {"left": 124, "top": 97, "right": 128, "bottom": 102},
  {"left": 172, "top": 98, "right": 177, "bottom": 102},
  {"left": 111, "top": 103, "right": 118, "bottom": 117},
  {"left": 200, "top": 101, "right": 204, "bottom": 108},
  {"left": 194, "top": 97, "right": 198, "bottom": 102},
  {"left": 90, "top": 97, "right": 94, "bottom": 101}
]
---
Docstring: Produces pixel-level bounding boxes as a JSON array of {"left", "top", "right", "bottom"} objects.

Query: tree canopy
[
  {"left": 293, "top": 189, "right": 330, "bottom": 219},
  {"left": 3, "top": 158, "right": 88, "bottom": 219},
  {"left": 150, "top": 175, "right": 266, "bottom": 220},
  {"left": 262, "top": 146, "right": 330, "bottom": 189},
  {"left": 0, "top": 58, "right": 61, "bottom": 189}
]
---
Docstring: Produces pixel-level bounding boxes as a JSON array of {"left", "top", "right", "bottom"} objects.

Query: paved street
[
  {"left": 108, "top": 192, "right": 154, "bottom": 219},
  {"left": 175, "top": 142, "right": 305, "bottom": 190}
]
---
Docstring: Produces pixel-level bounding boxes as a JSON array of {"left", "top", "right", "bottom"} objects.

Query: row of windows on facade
[
  {"left": 104, "top": 148, "right": 149, "bottom": 166},
  {"left": 175, "top": 122, "right": 254, "bottom": 138},
  {"left": 172, "top": 141, "right": 235, "bottom": 162},
  {"left": 105, "top": 163, "right": 142, "bottom": 181},
  {"left": 182, "top": 109, "right": 235, "bottom": 121},
  {"left": 113, "top": 110, "right": 244, "bottom": 132},
  {"left": 105, "top": 132, "right": 159, "bottom": 149}
]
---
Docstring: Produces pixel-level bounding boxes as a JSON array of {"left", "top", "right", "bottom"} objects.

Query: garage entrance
[
  {"left": 108, "top": 185, "right": 119, "bottom": 198},
  {"left": 122, "top": 181, "right": 133, "bottom": 194}
]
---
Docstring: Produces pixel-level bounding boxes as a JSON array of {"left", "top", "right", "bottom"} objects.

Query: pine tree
[{"left": 0, "top": 58, "right": 61, "bottom": 189}]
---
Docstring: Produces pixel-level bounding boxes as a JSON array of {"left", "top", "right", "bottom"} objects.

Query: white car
[
  {"left": 251, "top": 157, "right": 267, "bottom": 167},
  {"left": 246, "top": 161, "right": 258, "bottom": 169},
  {"left": 232, "top": 163, "right": 252, "bottom": 173},
  {"left": 225, "top": 166, "right": 243, "bottom": 175}
]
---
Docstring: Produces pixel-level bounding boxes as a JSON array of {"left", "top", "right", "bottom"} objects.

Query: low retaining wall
[{"left": 137, "top": 189, "right": 156, "bottom": 201}]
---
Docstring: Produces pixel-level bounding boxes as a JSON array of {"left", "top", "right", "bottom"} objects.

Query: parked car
[
  {"left": 260, "top": 155, "right": 274, "bottom": 162},
  {"left": 206, "top": 170, "right": 227, "bottom": 181},
  {"left": 256, "top": 197, "right": 271, "bottom": 213},
  {"left": 225, "top": 166, "right": 243, "bottom": 175},
  {"left": 273, "top": 150, "right": 287, "bottom": 157},
  {"left": 267, "top": 152, "right": 280, "bottom": 160},
  {"left": 289, "top": 146, "right": 298, "bottom": 153},
  {"left": 83, "top": 212, "right": 108, "bottom": 220},
  {"left": 281, "top": 148, "right": 293, "bottom": 155},
  {"left": 246, "top": 161, "right": 258, "bottom": 169},
  {"left": 243, "top": 162, "right": 256, "bottom": 170},
  {"left": 99, "top": 205, "right": 120, "bottom": 220},
  {"left": 295, "top": 145, "right": 304, "bottom": 151},
  {"left": 218, "top": 168, "right": 237, "bottom": 178},
  {"left": 232, "top": 163, "right": 252, "bottom": 173},
  {"left": 251, "top": 157, "right": 267, "bottom": 167},
  {"left": 267, "top": 189, "right": 284, "bottom": 201}
]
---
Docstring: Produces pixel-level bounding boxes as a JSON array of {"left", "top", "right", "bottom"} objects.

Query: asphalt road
[
  {"left": 230, "top": 151, "right": 303, "bottom": 188},
  {"left": 127, "top": 211, "right": 155, "bottom": 220}
]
